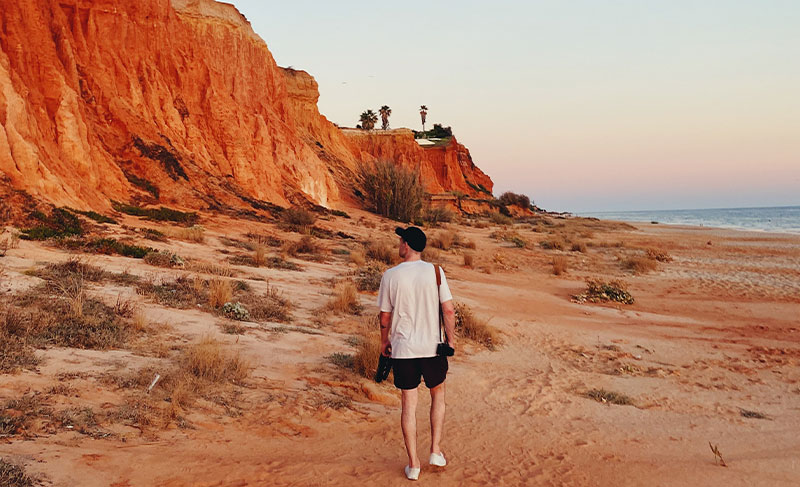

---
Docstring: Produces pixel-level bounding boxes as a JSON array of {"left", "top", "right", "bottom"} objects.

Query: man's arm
[
  {"left": 441, "top": 300, "right": 456, "bottom": 348},
  {"left": 379, "top": 311, "right": 392, "bottom": 356}
]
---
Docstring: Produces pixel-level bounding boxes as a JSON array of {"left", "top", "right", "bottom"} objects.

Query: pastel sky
[{"left": 231, "top": 0, "right": 799, "bottom": 212}]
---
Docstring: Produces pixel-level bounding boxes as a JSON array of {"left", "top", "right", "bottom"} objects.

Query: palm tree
[
  {"left": 359, "top": 110, "right": 378, "bottom": 130},
  {"left": 419, "top": 105, "right": 428, "bottom": 134},
  {"left": 379, "top": 105, "right": 392, "bottom": 130}
]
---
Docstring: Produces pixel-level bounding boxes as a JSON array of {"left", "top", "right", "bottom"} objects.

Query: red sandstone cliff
[
  {"left": 0, "top": 0, "right": 341, "bottom": 212},
  {"left": 0, "top": 0, "right": 493, "bottom": 215}
]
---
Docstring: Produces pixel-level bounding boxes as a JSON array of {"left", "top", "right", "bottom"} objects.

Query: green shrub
[
  {"left": 356, "top": 160, "right": 424, "bottom": 222},
  {"left": 20, "top": 208, "right": 84, "bottom": 240},
  {"left": 222, "top": 302, "right": 250, "bottom": 321},
  {"left": 69, "top": 209, "right": 118, "bottom": 224},
  {"left": 123, "top": 171, "right": 160, "bottom": 199},
  {"left": 327, "top": 352, "right": 355, "bottom": 369},
  {"left": 111, "top": 201, "right": 198, "bottom": 226},
  {"left": 86, "top": 238, "right": 152, "bottom": 259},
  {"left": 573, "top": 279, "right": 634, "bottom": 305},
  {"left": 498, "top": 191, "right": 532, "bottom": 208}
]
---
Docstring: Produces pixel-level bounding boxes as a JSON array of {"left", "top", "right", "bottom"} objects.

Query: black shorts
[{"left": 392, "top": 356, "right": 448, "bottom": 390}]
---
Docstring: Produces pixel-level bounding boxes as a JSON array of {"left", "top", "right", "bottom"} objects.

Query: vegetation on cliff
[
  {"left": 355, "top": 161, "right": 424, "bottom": 222},
  {"left": 358, "top": 110, "right": 378, "bottom": 130},
  {"left": 379, "top": 106, "right": 392, "bottom": 130}
]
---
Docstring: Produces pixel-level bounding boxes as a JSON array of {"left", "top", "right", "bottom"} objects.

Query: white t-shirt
[{"left": 377, "top": 260, "right": 453, "bottom": 359}]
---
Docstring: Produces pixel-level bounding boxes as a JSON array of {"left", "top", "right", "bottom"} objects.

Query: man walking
[{"left": 377, "top": 226, "right": 457, "bottom": 481}]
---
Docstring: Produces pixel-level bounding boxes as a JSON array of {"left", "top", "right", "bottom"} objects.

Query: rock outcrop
[
  {"left": 0, "top": 0, "right": 493, "bottom": 215},
  {"left": 343, "top": 129, "right": 493, "bottom": 198}
]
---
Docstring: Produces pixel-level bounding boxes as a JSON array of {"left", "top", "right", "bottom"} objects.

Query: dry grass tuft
[
  {"left": 53, "top": 273, "right": 85, "bottom": 318},
  {"left": 186, "top": 260, "right": 236, "bottom": 277},
  {"left": 349, "top": 249, "right": 366, "bottom": 267},
  {"left": 0, "top": 459, "right": 35, "bottom": 487},
  {"left": 0, "top": 309, "right": 40, "bottom": 373},
  {"left": 131, "top": 309, "right": 150, "bottom": 332},
  {"left": 739, "top": 408, "right": 769, "bottom": 420},
  {"left": 552, "top": 256, "right": 568, "bottom": 275},
  {"left": 539, "top": 238, "right": 565, "bottom": 251},
  {"left": 585, "top": 388, "right": 633, "bottom": 406},
  {"left": 208, "top": 279, "right": 233, "bottom": 309},
  {"left": 352, "top": 318, "right": 382, "bottom": 379},
  {"left": 571, "top": 242, "right": 587, "bottom": 253},
  {"left": 281, "top": 207, "right": 316, "bottom": 232},
  {"left": 136, "top": 275, "right": 208, "bottom": 309},
  {"left": 420, "top": 247, "right": 441, "bottom": 264},
  {"left": 430, "top": 230, "right": 457, "bottom": 250},
  {"left": 454, "top": 303, "right": 499, "bottom": 350},
  {"left": 253, "top": 244, "right": 268, "bottom": 267},
  {"left": 589, "top": 240, "right": 626, "bottom": 249},
  {"left": 239, "top": 283, "right": 293, "bottom": 323},
  {"left": 143, "top": 251, "right": 185, "bottom": 268},
  {"left": 221, "top": 321, "right": 247, "bottom": 335},
  {"left": 0, "top": 394, "right": 52, "bottom": 437},
  {"left": 365, "top": 240, "right": 397, "bottom": 265},
  {"left": 6, "top": 283, "right": 139, "bottom": 350},
  {"left": 709, "top": 442, "right": 727, "bottom": 467},
  {"left": 355, "top": 261, "right": 386, "bottom": 292},
  {"left": 35, "top": 257, "right": 106, "bottom": 282},
  {"left": 622, "top": 256, "right": 658, "bottom": 274},
  {"left": 284, "top": 235, "right": 323, "bottom": 260},
  {"left": 645, "top": 248, "right": 672, "bottom": 262},
  {"left": 0, "top": 230, "right": 21, "bottom": 257},
  {"left": 488, "top": 213, "right": 513, "bottom": 225},
  {"left": 327, "top": 281, "right": 363, "bottom": 315},
  {"left": 164, "top": 225, "right": 205, "bottom": 243},
  {"left": 182, "top": 337, "right": 249, "bottom": 384},
  {"left": 463, "top": 253, "right": 474, "bottom": 268}
]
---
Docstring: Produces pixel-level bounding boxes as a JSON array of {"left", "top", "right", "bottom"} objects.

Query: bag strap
[{"left": 435, "top": 265, "right": 447, "bottom": 344}]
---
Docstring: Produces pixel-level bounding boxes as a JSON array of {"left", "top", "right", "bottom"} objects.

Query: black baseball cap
[{"left": 395, "top": 226, "right": 426, "bottom": 252}]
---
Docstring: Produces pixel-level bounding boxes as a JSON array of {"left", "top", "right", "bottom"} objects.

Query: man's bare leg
[
  {"left": 429, "top": 382, "right": 446, "bottom": 455},
  {"left": 401, "top": 388, "right": 420, "bottom": 468}
]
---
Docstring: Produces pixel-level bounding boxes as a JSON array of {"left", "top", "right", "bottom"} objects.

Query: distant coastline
[{"left": 577, "top": 205, "right": 800, "bottom": 234}]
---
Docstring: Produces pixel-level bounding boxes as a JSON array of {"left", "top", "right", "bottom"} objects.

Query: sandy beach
[{"left": 1, "top": 212, "right": 799, "bottom": 486}]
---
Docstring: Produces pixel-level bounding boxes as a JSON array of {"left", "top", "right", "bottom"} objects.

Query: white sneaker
[
  {"left": 404, "top": 465, "right": 420, "bottom": 481},
  {"left": 429, "top": 452, "right": 447, "bottom": 467}
]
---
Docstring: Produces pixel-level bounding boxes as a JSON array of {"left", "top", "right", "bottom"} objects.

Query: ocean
[{"left": 578, "top": 206, "right": 800, "bottom": 234}]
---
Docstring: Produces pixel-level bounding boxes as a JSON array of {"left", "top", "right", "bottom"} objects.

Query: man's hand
[
  {"left": 441, "top": 300, "right": 456, "bottom": 351},
  {"left": 381, "top": 339, "right": 392, "bottom": 357}
]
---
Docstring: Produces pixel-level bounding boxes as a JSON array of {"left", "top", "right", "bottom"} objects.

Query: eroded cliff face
[
  {"left": 343, "top": 129, "right": 493, "bottom": 198},
  {"left": 0, "top": 0, "right": 339, "bottom": 211},
  {"left": 0, "top": 0, "right": 494, "bottom": 215}
]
